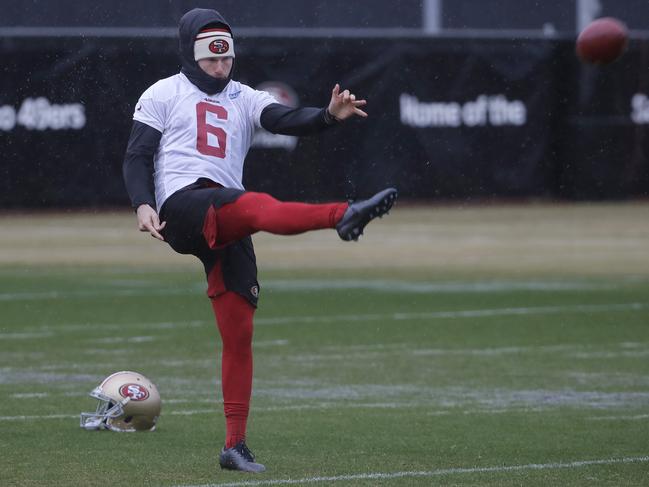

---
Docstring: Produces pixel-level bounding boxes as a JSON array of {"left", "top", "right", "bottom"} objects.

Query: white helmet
[{"left": 80, "top": 371, "right": 161, "bottom": 432}]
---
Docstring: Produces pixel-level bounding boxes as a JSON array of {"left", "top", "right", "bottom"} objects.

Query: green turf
[{"left": 1, "top": 267, "right": 648, "bottom": 486}]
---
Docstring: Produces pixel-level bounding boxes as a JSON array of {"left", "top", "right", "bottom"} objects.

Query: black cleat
[
  {"left": 219, "top": 441, "right": 266, "bottom": 473},
  {"left": 336, "top": 187, "right": 398, "bottom": 241}
]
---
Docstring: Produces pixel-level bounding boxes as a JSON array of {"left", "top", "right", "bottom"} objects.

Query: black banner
[
  {"left": 0, "top": 36, "right": 648, "bottom": 208},
  {"left": 558, "top": 38, "right": 649, "bottom": 198}
]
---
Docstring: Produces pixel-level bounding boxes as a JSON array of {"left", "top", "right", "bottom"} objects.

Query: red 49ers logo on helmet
[
  {"left": 209, "top": 39, "right": 229, "bottom": 54},
  {"left": 119, "top": 383, "right": 150, "bottom": 401}
]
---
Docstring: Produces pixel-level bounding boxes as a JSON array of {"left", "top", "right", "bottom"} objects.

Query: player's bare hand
[
  {"left": 136, "top": 204, "right": 166, "bottom": 241},
  {"left": 327, "top": 83, "right": 368, "bottom": 120}
]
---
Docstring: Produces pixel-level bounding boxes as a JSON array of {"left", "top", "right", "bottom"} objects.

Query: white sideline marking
[
  {"left": 5, "top": 302, "right": 646, "bottom": 338},
  {"left": 0, "top": 279, "right": 618, "bottom": 302},
  {"left": 573, "top": 350, "right": 649, "bottom": 359},
  {"left": 1, "top": 402, "right": 645, "bottom": 422},
  {"left": 0, "top": 410, "right": 216, "bottom": 421},
  {"left": 88, "top": 335, "right": 157, "bottom": 344},
  {"left": 254, "top": 302, "right": 649, "bottom": 326},
  {"left": 175, "top": 456, "right": 649, "bottom": 487},
  {"left": 10, "top": 392, "right": 49, "bottom": 398},
  {"left": 0, "top": 320, "right": 206, "bottom": 336},
  {"left": 0, "top": 332, "right": 54, "bottom": 339},
  {"left": 589, "top": 414, "right": 649, "bottom": 421},
  {"left": 262, "top": 279, "right": 617, "bottom": 293},
  {"left": 0, "top": 289, "right": 194, "bottom": 301},
  {"left": 0, "top": 302, "right": 649, "bottom": 345},
  {"left": 0, "top": 414, "right": 75, "bottom": 421},
  {"left": 254, "top": 340, "right": 289, "bottom": 347}
]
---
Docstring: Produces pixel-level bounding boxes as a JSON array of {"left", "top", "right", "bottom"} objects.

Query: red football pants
[
  {"left": 203, "top": 191, "right": 348, "bottom": 248},
  {"left": 207, "top": 192, "right": 347, "bottom": 447}
]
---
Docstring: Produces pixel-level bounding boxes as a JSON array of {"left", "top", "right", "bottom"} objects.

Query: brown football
[{"left": 576, "top": 17, "right": 628, "bottom": 65}]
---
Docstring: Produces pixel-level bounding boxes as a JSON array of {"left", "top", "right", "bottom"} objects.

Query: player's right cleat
[
  {"left": 336, "top": 187, "right": 398, "bottom": 241},
  {"left": 219, "top": 441, "right": 266, "bottom": 473}
]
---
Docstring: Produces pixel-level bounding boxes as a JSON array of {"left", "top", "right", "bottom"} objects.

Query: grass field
[{"left": 1, "top": 203, "right": 649, "bottom": 486}]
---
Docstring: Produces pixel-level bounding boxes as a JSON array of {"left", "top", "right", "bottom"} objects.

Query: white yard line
[
  {"left": 1, "top": 401, "right": 645, "bottom": 421},
  {"left": 0, "top": 405, "right": 503, "bottom": 422},
  {"left": 589, "top": 414, "right": 649, "bottom": 421},
  {"left": 0, "top": 414, "right": 75, "bottom": 421},
  {"left": 0, "top": 321, "right": 206, "bottom": 336},
  {"left": 254, "top": 302, "right": 649, "bottom": 326},
  {"left": 0, "top": 332, "right": 54, "bottom": 339},
  {"left": 2, "top": 302, "right": 647, "bottom": 340},
  {"left": 0, "top": 289, "right": 194, "bottom": 301},
  {"left": 10, "top": 392, "right": 50, "bottom": 398},
  {"left": 260, "top": 279, "right": 618, "bottom": 293},
  {"left": 0, "top": 278, "right": 627, "bottom": 302},
  {"left": 0, "top": 410, "right": 216, "bottom": 421},
  {"left": 174, "top": 456, "right": 649, "bottom": 487},
  {"left": 254, "top": 340, "right": 290, "bottom": 347}
]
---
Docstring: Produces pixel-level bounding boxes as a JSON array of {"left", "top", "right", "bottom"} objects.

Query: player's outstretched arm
[
  {"left": 327, "top": 84, "right": 367, "bottom": 121},
  {"left": 259, "top": 84, "right": 367, "bottom": 136},
  {"left": 136, "top": 204, "right": 166, "bottom": 241}
]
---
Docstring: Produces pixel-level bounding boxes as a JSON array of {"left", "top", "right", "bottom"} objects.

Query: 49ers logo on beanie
[
  {"left": 209, "top": 39, "right": 230, "bottom": 54},
  {"left": 195, "top": 28, "right": 235, "bottom": 61}
]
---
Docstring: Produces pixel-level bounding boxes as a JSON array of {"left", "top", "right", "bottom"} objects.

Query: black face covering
[{"left": 178, "top": 8, "right": 236, "bottom": 95}]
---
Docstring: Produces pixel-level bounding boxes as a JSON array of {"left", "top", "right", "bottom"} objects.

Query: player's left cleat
[
  {"left": 219, "top": 441, "right": 266, "bottom": 473},
  {"left": 336, "top": 187, "right": 398, "bottom": 241}
]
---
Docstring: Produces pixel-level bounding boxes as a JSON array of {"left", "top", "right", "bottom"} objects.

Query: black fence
[
  {"left": 4, "top": 0, "right": 649, "bottom": 31},
  {"left": 1, "top": 35, "right": 648, "bottom": 208}
]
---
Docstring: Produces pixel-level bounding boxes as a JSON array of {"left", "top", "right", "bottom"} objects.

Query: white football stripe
[
  {"left": 0, "top": 410, "right": 215, "bottom": 421},
  {"left": 0, "top": 332, "right": 54, "bottom": 339},
  {"left": 2, "top": 302, "right": 647, "bottom": 338},
  {"left": 254, "top": 302, "right": 649, "bottom": 326},
  {"left": 262, "top": 279, "right": 618, "bottom": 293},
  {"left": 0, "top": 402, "right": 645, "bottom": 421},
  {"left": 0, "top": 278, "right": 629, "bottom": 302},
  {"left": 589, "top": 414, "right": 649, "bottom": 421},
  {"left": 174, "top": 456, "right": 649, "bottom": 487},
  {"left": 0, "top": 288, "right": 194, "bottom": 301},
  {"left": 0, "top": 414, "right": 75, "bottom": 421}
]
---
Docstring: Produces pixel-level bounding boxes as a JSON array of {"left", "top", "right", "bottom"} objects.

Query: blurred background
[{"left": 1, "top": 0, "right": 648, "bottom": 208}]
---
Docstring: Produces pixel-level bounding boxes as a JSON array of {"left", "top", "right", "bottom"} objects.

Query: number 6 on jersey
[{"left": 196, "top": 102, "right": 228, "bottom": 158}]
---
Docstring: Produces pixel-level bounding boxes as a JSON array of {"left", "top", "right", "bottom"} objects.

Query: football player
[{"left": 123, "top": 7, "right": 397, "bottom": 473}]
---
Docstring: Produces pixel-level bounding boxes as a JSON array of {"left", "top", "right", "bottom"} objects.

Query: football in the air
[{"left": 576, "top": 17, "right": 628, "bottom": 65}]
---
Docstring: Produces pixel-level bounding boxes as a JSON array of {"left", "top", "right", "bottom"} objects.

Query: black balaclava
[{"left": 179, "top": 8, "right": 235, "bottom": 95}]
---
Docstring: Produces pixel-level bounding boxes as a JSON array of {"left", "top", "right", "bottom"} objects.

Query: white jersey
[{"left": 133, "top": 73, "right": 277, "bottom": 209}]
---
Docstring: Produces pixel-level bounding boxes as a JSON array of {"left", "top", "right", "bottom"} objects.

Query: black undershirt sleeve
[
  {"left": 122, "top": 121, "right": 162, "bottom": 210},
  {"left": 260, "top": 103, "right": 338, "bottom": 136}
]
